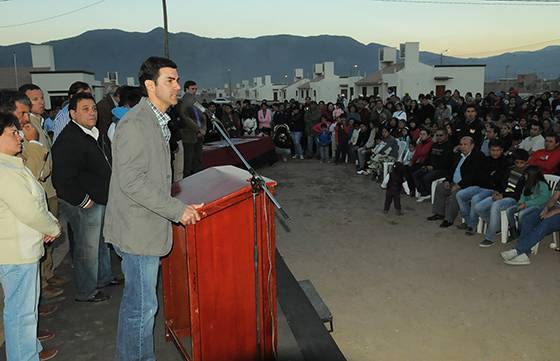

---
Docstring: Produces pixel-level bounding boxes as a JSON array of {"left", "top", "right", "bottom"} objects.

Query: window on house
[
  {"left": 350, "top": 88, "right": 354, "bottom": 98},
  {"left": 362, "top": 87, "right": 367, "bottom": 97},
  {"left": 373, "top": 87, "right": 379, "bottom": 96}
]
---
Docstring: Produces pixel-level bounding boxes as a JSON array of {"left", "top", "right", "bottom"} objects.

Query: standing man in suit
[
  {"left": 104, "top": 57, "right": 203, "bottom": 361},
  {"left": 178, "top": 80, "right": 206, "bottom": 177}
]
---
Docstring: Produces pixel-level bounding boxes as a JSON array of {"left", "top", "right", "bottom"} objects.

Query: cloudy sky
[{"left": 1, "top": 0, "right": 558, "bottom": 57}]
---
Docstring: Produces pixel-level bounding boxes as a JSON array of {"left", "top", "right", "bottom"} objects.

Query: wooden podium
[{"left": 162, "top": 166, "right": 278, "bottom": 361}]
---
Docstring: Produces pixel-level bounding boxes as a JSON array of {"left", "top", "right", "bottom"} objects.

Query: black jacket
[
  {"left": 446, "top": 150, "right": 485, "bottom": 189},
  {"left": 479, "top": 155, "right": 511, "bottom": 190},
  {"left": 453, "top": 117, "right": 484, "bottom": 148},
  {"left": 52, "top": 121, "right": 112, "bottom": 206},
  {"left": 425, "top": 140, "right": 454, "bottom": 172}
]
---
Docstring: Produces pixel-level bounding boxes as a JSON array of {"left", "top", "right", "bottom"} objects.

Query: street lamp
[
  {"left": 353, "top": 64, "right": 358, "bottom": 76},
  {"left": 162, "top": 0, "right": 169, "bottom": 58},
  {"left": 440, "top": 49, "right": 449, "bottom": 65}
]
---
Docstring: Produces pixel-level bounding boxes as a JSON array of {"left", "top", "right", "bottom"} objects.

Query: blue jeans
[
  {"left": 0, "top": 262, "right": 42, "bottom": 361},
  {"left": 114, "top": 247, "right": 160, "bottom": 361},
  {"left": 291, "top": 131, "right": 303, "bottom": 157},
  {"left": 474, "top": 196, "right": 517, "bottom": 242},
  {"left": 59, "top": 200, "right": 113, "bottom": 299},
  {"left": 456, "top": 186, "right": 494, "bottom": 229},
  {"left": 516, "top": 207, "right": 560, "bottom": 255},
  {"left": 505, "top": 205, "right": 541, "bottom": 233},
  {"left": 319, "top": 145, "right": 329, "bottom": 161}
]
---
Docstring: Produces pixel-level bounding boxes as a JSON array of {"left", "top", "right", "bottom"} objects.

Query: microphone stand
[{"left": 203, "top": 110, "right": 289, "bottom": 359}]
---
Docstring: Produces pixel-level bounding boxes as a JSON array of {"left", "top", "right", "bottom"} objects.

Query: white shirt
[
  {"left": 72, "top": 120, "right": 99, "bottom": 141},
  {"left": 519, "top": 134, "right": 545, "bottom": 153}
]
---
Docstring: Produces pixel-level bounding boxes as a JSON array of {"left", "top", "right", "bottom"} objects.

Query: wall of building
[
  {"left": 30, "top": 72, "right": 101, "bottom": 109},
  {"left": 434, "top": 66, "right": 485, "bottom": 96}
]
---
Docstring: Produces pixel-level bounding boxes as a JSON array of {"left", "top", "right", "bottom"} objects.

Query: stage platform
[{"left": 202, "top": 136, "right": 276, "bottom": 169}]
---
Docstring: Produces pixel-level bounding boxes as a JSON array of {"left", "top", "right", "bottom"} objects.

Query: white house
[
  {"left": 28, "top": 45, "right": 103, "bottom": 109},
  {"left": 356, "top": 42, "right": 485, "bottom": 100},
  {"left": 281, "top": 68, "right": 309, "bottom": 101},
  {"left": 300, "top": 62, "right": 362, "bottom": 103}
]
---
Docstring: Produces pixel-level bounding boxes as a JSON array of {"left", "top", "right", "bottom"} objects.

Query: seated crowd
[{"left": 0, "top": 78, "right": 559, "bottom": 360}]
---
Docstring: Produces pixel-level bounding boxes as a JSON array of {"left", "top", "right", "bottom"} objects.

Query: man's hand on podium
[{"left": 180, "top": 203, "right": 204, "bottom": 225}]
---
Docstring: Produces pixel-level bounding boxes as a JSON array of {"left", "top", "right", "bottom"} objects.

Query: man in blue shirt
[{"left": 427, "top": 136, "right": 484, "bottom": 227}]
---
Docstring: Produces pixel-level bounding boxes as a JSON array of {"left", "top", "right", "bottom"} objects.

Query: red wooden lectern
[{"left": 162, "top": 165, "right": 278, "bottom": 361}]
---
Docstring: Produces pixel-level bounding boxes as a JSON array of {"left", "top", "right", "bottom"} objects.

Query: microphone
[{"left": 193, "top": 102, "right": 214, "bottom": 119}]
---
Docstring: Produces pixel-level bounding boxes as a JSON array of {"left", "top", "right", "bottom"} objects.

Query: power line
[
  {"left": 0, "top": 0, "right": 105, "bottom": 29},
  {"left": 452, "top": 37, "right": 560, "bottom": 57},
  {"left": 370, "top": 0, "right": 560, "bottom": 5}
]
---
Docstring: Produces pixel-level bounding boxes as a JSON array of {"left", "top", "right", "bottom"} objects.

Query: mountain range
[{"left": 0, "top": 28, "right": 559, "bottom": 88}]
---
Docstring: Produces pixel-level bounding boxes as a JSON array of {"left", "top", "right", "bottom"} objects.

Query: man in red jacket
[{"left": 528, "top": 133, "right": 560, "bottom": 174}]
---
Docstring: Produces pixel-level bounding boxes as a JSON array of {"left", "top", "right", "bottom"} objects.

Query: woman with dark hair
[
  {"left": 505, "top": 165, "right": 550, "bottom": 240},
  {"left": 0, "top": 113, "right": 61, "bottom": 360}
]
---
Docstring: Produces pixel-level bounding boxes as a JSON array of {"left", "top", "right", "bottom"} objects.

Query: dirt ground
[{"left": 262, "top": 159, "right": 560, "bottom": 361}]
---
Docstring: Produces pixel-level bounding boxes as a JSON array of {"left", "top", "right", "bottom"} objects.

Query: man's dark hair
[
  {"left": 118, "top": 86, "right": 142, "bottom": 108},
  {"left": 511, "top": 148, "right": 529, "bottom": 161},
  {"left": 68, "top": 81, "right": 91, "bottom": 98},
  {"left": 18, "top": 83, "right": 41, "bottom": 94},
  {"left": 530, "top": 121, "right": 543, "bottom": 131},
  {"left": 488, "top": 139, "right": 503, "bottom": 149},
  {"left": 465, "top": 104, "right": 477, "bottom": 112},
  {"left": 0, "top": 112, "right": 19, "bottom": 135},
  {"left": 545, "top": 133, "right": 560, "bottom": 144},
  {"left": 138, "top": 57, "right": 178, "bottom": 94},
  {"left": 0, "top": 91, "right": 30, "bottom": 114},
  {"left": 68, "top": 92, "right": 95, "bottom": 112},
  {"left": 183, "top": 80, "right": 197, "bottom": 92}
]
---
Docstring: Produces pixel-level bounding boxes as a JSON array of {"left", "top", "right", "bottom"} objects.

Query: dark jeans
[
  {"left": 335, "top": 143, "right": 349, "bottom": 164},
  {"left": 58, "top": 200, "right": 113, "bottom": 300},
  {"left": 412, "top": 168, "right": 448, "bottom": 197},
  {"left": 405, "top": 163, "right": 423, "bottom": 196},
  {"left": 183, "top": 139, "right": 203, "bottom": 177},
  {"left": 384, "top": 189, "right": 401, "bottom": 211}
]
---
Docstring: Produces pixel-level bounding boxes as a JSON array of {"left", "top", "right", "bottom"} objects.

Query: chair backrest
[
  {"left": 544, "top": 174, "right": 560, "bottom": 195},
  {"left": 397, "top": 140, "right": 408, "bottom": 161}
]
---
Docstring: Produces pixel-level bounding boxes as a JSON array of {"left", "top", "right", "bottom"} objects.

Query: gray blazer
[{"left": 103, "top": 97, "right": 185, "bottom": 256}]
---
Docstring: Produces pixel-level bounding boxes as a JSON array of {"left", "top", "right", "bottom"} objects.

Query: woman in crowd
[{"left": 0, "top": 113, "right": 61, "bottom": 361}]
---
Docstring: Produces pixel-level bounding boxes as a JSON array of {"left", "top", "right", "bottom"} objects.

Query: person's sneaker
[
  {"left": 416, "top": 195, "right": 431, "bottom": 203},
  {"left": 291, "top": 155, "right": 298, "bottom": 159},
  {"left": 479, "top": 239, "right": 495, "bottom": 248},
  {"left": 500, "top": 249, "right": 519, "bottom": 261},
  {"left": 38, "top": 329, "right": 55, "bottom": 342},
  {"left": 504, "top": 253, "right": 531, "bottom": 266},
  {"left": 356, "top": 170, "right": 365, "bottom": 175},
  {"left": 39, "top": 348, "right": 59, "bottom": 361},
  {"left": 427, "top": 214, "right": 444, "bottom": 221},
  {"left": 456, "top": 223, "right": 468, "bottom": 230},
  {"left": 439, "top": 220, "right": 453, "bottom": 228},
  {"left": 299, "top": 155, "right": 304, "bottom": 160},
  {"left": 465, "top": 227, "right": 475, "bottom": 235}
]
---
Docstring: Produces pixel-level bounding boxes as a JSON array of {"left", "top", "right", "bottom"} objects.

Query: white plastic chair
[
  {"left": 431, "top": 178, "right": 446, "bottom": 204},
  {"left": 381, "top": 141, "right": 408, "bottom": 181},
  {"left": 499, "top": 174, "right": 560, "bottom": 249}
]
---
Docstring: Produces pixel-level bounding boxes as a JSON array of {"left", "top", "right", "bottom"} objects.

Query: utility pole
[
  {"left": 13, "top": 51, "right": 19, "bottom": 89},
  {"left": 440, "top": 49, "right": 448, "bottom": 65},
  {"left": 162, "top": 0, "right": 169, "bottom": 58}
]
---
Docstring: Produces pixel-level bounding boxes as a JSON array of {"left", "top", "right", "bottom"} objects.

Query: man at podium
[{"left": 104, "top": 56, "right": 203, "bottom": 361}]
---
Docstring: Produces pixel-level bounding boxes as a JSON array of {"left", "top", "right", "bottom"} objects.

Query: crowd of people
[
  {"left": 1, "top": 56, "right": 560, "bottom": 360},
  {"left": 238, "top": 88, "right": 560, "bottom": 268}
]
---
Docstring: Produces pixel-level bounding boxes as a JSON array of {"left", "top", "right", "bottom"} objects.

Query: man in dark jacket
[
  {"left": 413, "top": 128, "right": 454, "bottom": 201},
  {"left": 52, "top": 92, "right": 116, "bottom": 302},
  {"left": 428, "top": 136, "right": 484, "bottom": 227},
  {"left": 177, "top": 80, "right": 207, "bottom": 177},
  {"left": 456, "top": 140, "right": 510, "bottom": 234},
  {"left": 453, "top": 104, "right": 484, "bottom": 147}
]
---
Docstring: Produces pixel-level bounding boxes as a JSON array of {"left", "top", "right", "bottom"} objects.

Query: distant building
[
  {"left": 485, "top": 73, "right": 560, "bottom": 96},
  {"left": 280, "top": 68, "right": 308, "bottom": 101},
  {"left": 306, "top": 62, "right": 362, "bottom": 103},
  {"left": 356, "top": 42, "right": 486, "bottom": 99}
]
